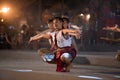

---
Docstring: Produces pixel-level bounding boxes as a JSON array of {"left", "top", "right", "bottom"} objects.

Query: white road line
[{"left": 78, "top": 75, "right": 103, "bottom": 80}]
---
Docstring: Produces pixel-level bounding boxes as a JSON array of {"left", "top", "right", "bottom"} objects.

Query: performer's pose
[
  {"left": 62, "top": 17, "right": 80, "bottom": 54},
  {"left": 103, "top": 24, "right": 120, "bottom": 32},
  {"left": 29, "top": 17, "right": 80, "bottom": 72},
  {"left": 29, "top": 18, "right": 55, "bottom": 63}
]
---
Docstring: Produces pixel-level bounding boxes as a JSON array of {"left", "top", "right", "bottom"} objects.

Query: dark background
[{"left": 0, "top": 0, "right": 120, "bottom": 51}]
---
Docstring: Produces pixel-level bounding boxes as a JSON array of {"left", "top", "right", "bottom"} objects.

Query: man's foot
[{"left": 65, "top": 63, "right": 72, "bottom": 72}]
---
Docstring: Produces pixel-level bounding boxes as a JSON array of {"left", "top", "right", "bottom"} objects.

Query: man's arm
[
  {"left": 103, "top": 25, "right": 120, "bottom": 32},
  {"left": 28, "top": 33, "right": 51, "bottom": 44},
  {"left": 62, "top": 29, "right": 81, "bottom": 39},
  {"left": 116, "top": 27, "right": 120, "bottom": 32}
]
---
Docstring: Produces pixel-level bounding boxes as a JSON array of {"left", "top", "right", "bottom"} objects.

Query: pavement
[
  {"left": 74, "top": 52, "right": 120, "bottom": 67},
  {"left": 0, "top": 50, "right": 120, "bottom": 80}
]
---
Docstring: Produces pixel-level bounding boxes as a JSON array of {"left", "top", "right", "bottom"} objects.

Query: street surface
[{"left": 0, "top": 50, "right": 120, "bottom": 80}]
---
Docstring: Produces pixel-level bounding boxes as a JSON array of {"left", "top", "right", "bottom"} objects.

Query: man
[
  {"left": 62, "top": 17, "right": 80, "bottom": 54},
  {"left": 29, "top": 17, "right": 80, "bottom": 72},
  {"left": 50, "top": 17, "right": 80, "bottom": 72},
  {"left": 29, "top": 18, "right": 55, "bottom": 60},
  {"left": 101, "top": 24, "right": 120, "bottom": 42}
]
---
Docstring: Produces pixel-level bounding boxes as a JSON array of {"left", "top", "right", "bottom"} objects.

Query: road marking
[
  {"left": 114, "top": 75, "right": 120, "bottom": 78},
  {"left": 14, "top": 69, "right": 32, "bottom": 72},
  {"left": 78, "top": 75, "right": 103, "bottom": 80}
]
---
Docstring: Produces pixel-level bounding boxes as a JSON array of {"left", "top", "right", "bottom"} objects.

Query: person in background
[
  {"left": 103, "top": 24, "right": 120, "bottom": 32},
  {"left": 0, "top": 26, "right": 12, "bottom": 49}
]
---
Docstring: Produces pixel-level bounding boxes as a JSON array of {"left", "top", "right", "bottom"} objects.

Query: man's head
[
  {"left": 47, "top": 18, "right": 54, "bottom": 30},
  {"left": 62, "top": 17, "right": 70, "bottom": 29},
  {"left": 53, "top": 17, "right": 63, "bottom": 31}
]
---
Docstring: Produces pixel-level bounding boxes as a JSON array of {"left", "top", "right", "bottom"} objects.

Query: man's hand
[{"left": 28, "top": 37, "right": 33, "bottom": 44}]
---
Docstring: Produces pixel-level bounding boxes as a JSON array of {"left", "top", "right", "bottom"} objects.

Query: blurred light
[
  {"left": 21, "top": 30, "right": 24, "bottom": 34},
  {"left": 78, "top": 13, "right": 90, "bottom": 22},
  {"left": 80, "top": 13, "right": 84, "bottom": 16},
  {"left": 1, "top": 7, "right": 10, "bottom": 13},
  {"left": 86, "top": 14, "right": 90, "bottom": 21},
  {"left": 1, "top": 18, "right": 4, "bottom": 22},
  {"left": 78, "top": 13, "right": 84, "bottom": 17}
]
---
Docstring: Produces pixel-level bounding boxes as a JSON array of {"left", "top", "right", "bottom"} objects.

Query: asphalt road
[{"left": 0, "top": 50, "right": 120, "bottom": 80}]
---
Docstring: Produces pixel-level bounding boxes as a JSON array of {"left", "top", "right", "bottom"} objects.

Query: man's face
[
  {"left": 53, "top": 19, "right": 62, "bottom": 30},
  {"left": 63, "top": 20, "right": 68, "bottom": 29},
  {"left": 48, "top": 22, "right": 54, "bottom": 30}
]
